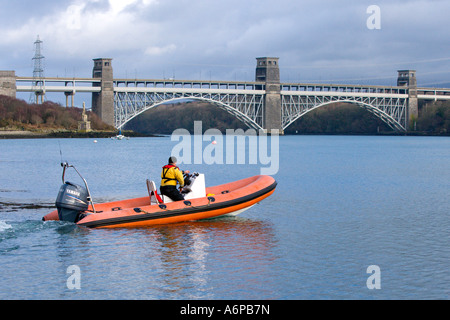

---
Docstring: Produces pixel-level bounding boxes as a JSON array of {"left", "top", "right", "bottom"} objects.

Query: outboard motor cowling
[{"left": 56, "top": 181, "right": 89, "bottom": 223}]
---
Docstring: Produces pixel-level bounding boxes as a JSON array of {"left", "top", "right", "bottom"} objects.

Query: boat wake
[
  {"left": 0, "top": 221, "right": 12, "bottom": 232},
  {"left": 0, "top": 201, "right": 55, "bottom": 212}
]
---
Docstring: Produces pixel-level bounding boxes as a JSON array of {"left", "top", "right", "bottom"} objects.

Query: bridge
[{"left": 1, "top": 57, "right": 450, "bottom": 133}]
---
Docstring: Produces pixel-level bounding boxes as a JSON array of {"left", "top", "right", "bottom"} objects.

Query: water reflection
[{"left": 50, "top": 217, "right": 276, "bottom": 299}]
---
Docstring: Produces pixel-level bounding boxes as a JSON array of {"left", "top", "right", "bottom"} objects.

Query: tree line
[
  {"left": 1, "top": 94, "right": 448, "bottom": 135},
  {"left": 285, "top": 103, "right": 393, "bottom": 134},
  {"left": 0, "top": 95, "right": 114, "bottom": 131},
  {"left": 415, "top": 101, "right": 450, "bottom": 135},
  {"left": 125, "top": 101, "right": 248, "bottom": 134},
  {"left": 126, "top": 100, "right": 449, "bottom": 135}
]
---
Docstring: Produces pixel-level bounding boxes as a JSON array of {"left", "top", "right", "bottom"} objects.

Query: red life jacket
[{"left": 162, "top": 164, "right": 178, "bottom": 170}]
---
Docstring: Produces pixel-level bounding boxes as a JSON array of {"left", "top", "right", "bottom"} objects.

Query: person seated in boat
[{"left": 160, "top": 156, "right": 190, "bottom": 201}]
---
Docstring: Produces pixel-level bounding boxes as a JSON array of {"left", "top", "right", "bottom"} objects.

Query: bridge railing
[
  {"left": 113, "top": 79, "right": 266, "bottom": 91},
  {"left": 15, "top": 76, "right": 450, "bottom": 99},
  {"left": 417, "top": 88, "right": 450, "bottom": 100},
  {"left": 280, "top": 83, "right": 408, "bottom": 95},
  {"left": 16, "top": 77, "right": 101, "bottom": 93}
]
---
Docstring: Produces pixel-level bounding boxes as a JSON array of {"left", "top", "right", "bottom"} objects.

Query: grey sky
[{"left": 1, "top": 0, "right": 449, "bottom": 101}]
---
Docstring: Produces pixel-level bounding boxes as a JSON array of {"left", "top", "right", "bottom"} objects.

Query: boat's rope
[{"left": 134, "top": 196, "right": 216, "bottom": 214}]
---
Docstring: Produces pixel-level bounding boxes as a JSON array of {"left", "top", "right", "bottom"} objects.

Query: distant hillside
[
  {"left": 124, "top": 101, "right": 397, "bottom": 134},
  {"left": 416, "top": 100, "right": 450, "bottom": 135},
  {"left": 125, "top": 99, "right": 449, "bottom": 135},
  {"left": 285, "top": 103, "right": 394, "bottom": 134},
  {"left": 4, "top": 94, "right": 446, "bottom": 136},
  {"left": 124, "top": 101, "right": 248, "bottom": 134},
  {"left": 0, "top": 95, "right": 114, "bottom": 131}
]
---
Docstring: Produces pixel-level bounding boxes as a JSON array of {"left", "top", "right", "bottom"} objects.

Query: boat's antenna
[
  {"left": 58, "top": 141, "right": 64, "bottom": 165},
  {"left": 58, "top": 141, "right": 67, "bottom": 184}
]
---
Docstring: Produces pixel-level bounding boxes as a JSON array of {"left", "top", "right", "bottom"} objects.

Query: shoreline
[
  {"left": 0, "top": 130, "right": 160, "bottom": 139},
  {"left": 0, "top": 129, "right": 448, "bottom": 139}
]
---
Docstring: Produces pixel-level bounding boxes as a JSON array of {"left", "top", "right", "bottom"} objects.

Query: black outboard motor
[
  {"left": 55, "top": 182, "right": 89, "bottom": 223},
  {"left": 55, "top": 162, "right": 96, "bottom": 223}
]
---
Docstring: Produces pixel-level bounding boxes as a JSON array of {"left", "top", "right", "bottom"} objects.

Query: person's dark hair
[{"left": 168, "top": 156, "right": 177, "bottom": 164}]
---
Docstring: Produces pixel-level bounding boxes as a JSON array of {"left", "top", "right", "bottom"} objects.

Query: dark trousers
[{"left": 160, "top": 185, "right": 185, "bottom": 201}]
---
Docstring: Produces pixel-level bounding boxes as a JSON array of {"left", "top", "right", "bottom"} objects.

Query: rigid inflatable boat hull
[{"left": 43, "top": 175, "right": 277, "bottom": 229}]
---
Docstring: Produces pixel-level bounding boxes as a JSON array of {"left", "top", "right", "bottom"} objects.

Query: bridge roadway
[
  {"left": 15, "top": 76, "right": 450, "bottom": 131},
  {"left": 16, "top": 76, "right": 450, "bottom": 100},
  {"left": 16, "top": 77, "right": 101, "bottom": 94}
]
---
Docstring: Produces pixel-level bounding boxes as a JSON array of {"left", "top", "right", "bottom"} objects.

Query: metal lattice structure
[
  {"left": 114, "top": 80, "right": 411, "bottom": 131},
  {"left": 114, "top": 80, "right": 265, "bottom": 130},
  {"left": 281, "top": 84, "right": 409, "bottom": 131},
  {"left": 30, "top": 35, "right": 45, "bottom": 103}
]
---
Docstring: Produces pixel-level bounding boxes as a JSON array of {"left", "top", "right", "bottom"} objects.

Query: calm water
[{"left": 0, "top": 135, "right": 449, "bottom": 300}]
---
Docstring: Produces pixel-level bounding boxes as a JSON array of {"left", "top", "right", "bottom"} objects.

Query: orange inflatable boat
[{"left": 43, "top": 163, "right": 277, "bottom": 229}]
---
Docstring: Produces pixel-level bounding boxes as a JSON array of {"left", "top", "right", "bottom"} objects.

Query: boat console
[{"left": 162, "top": 172, "right": 206, "bottom": 203}]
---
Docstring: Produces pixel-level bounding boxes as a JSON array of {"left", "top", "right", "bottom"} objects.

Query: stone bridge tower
[
  {"left": 92, "top": 58, "right": 114, "bottom": 127},
  {"left": 0, "top": 71, "right": 16, "bottom": 97},
  {"left": 397, "top": 70, "right": 418, "bottom": 130},
  {"left": 255, "top": 57, "right": 283, "bottom": 134}
]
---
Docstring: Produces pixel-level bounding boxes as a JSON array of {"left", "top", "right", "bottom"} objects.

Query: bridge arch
[
  {"left": 116, "top": 96, "right": 263, "bottom": 131},
  {"left": 282, "top": 99, "right": 406, "bottom": 132}
]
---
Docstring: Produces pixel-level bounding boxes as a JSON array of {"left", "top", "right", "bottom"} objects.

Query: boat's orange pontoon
[{"left": 43, "top": 163, "right": 277, "bottom": 229}]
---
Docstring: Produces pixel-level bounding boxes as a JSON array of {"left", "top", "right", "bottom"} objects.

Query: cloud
[
  {"left": 109, "top": 0, "right": 136, "bottom": 14},
  {"left": 1, "top": 0, "right": 449, "bottom": 87},
  {"left": 145, "top": 44, "right": 177, "bottom": 56},
  {"left": 3, "top": 0, "right": 161, "bottom": 63}
]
